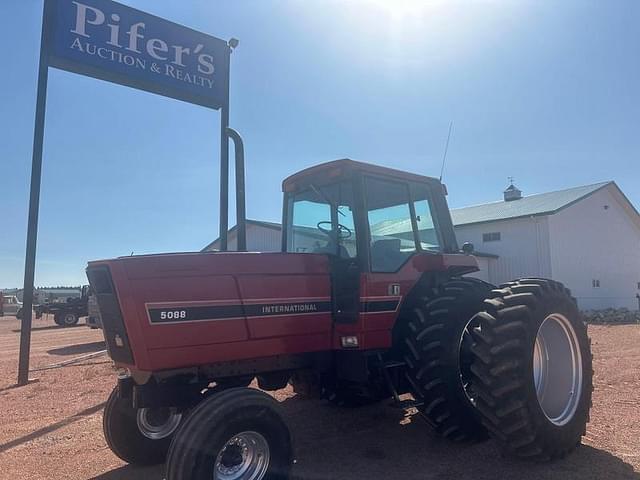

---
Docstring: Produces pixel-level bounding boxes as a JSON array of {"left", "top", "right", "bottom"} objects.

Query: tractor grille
[{"left": 86, "top": 266, "right": 134, "bottom": 365}]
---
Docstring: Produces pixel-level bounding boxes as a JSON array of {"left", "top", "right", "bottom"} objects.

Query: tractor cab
[
  {"left": 282, "top": 159, "right": 462, "bottom": 271},
  {"left": 282, "top": 159, "right": 460, "bottom": 260},
  {"left": 281, "top": 158, "right": 475, "bottom": 325},
  {"left": 282, "top": 159, "right": 458, "bottom": 266}
]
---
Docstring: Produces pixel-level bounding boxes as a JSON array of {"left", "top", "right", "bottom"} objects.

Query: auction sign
[
  {"left": 45, "top": 0, "right": 230, "bottom": 109},
  {"left": 18, "top": 0, "right": 235, "bottom": 385}
]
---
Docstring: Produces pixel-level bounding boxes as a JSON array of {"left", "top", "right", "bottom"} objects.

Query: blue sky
[{"left": 1, "top": 0, "right": 639, "bottom": 288}]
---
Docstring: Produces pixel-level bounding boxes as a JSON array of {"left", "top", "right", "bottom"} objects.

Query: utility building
[{"left": 204, "top": 181, "right": 640, "bottom": 310}]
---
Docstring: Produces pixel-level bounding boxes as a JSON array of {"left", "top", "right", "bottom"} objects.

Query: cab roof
[{"left": 282, "top": 159, "right": 440, "bottom": 192}]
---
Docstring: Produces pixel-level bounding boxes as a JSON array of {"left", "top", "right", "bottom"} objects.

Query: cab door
[
  {"left": 285, "top": 180, "right": 361, "bottom": 326},
  {"left": 359, "top": 177, "right": 422, "bottom": 349}
]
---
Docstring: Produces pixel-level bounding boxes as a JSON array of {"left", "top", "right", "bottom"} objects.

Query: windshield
[{"left": 286, "top": 182, "right": 357, "bottom": 258}]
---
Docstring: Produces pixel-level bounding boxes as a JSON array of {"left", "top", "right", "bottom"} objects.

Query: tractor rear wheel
[
  {"left": 469, "top": 278, "right": 593, "bottom": 460},
  {"left": 166, "top": 388, "right": 292, "bottom": 480},
  {"left": 400, "top": 277, "right": 492, "bottom": 442},
  {"left": 103, "top": 386, "right": 182, "bottom": 465}
]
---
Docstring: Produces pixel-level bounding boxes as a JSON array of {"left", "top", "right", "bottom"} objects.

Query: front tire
[
  {"left": 400, "top": 277, "right": 492, "bottom": 442},
  {"left": 469, "top": 278, "right": 593, "bottom": 460},
  {"left": 103, "top": 386, "right": 181, "bottom": 465},
  {"left": 166, "top": 388, "right": 292, "bottom": 480}
]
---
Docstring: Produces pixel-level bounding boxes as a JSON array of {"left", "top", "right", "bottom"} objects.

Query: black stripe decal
[
  {"left": 360, "top": 300, "right": 400, "bottom": 313},
  {"left": 148, "top": 301, "right": 332, "bottom": 324},
  {"left": 148, "top": 299, "right": 400, "bottom": 324}
]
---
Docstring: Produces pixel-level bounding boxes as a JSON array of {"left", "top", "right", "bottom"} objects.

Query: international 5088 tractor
[{"left": 86, "top": 159, "right": 592, "bottom": 480}]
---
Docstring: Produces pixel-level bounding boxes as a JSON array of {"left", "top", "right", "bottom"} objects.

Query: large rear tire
[
  {"left": 400, "top": 277, "right": 492, "bottom": 442},
  {"left": 469, "top": 278, "right": 593, "bottom": 460},
  {"left": 103, "top": 386, "right": 182, "bottom": 465},
  {"left": 166, "top": 388, "right": 292, "bottom": 480}
]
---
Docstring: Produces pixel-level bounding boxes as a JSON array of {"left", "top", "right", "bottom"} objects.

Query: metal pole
[
  {"left": 218, "top": 46, "right": 232, "bottom": 251},
  {"left": 218, "top": 104, "right": 229, "bottom": 251},
  {"left": 225, "top": 128, "right": 246, "bottom": 251},
  {"left": 18, "top": 0, "right": 51, "bottom": 386}
]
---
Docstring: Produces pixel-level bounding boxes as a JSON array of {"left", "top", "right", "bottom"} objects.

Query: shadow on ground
[
  {"left": 87, "top": 393, "right": 640, "bottom": 480},
  {"left": 12, "top": 323, "right": 85, "bottom": 333},
  {"left": 90, "top": 465, "right": 163, "bottom": 480},
  {"left": 47, "top": 341, "right": 106, "bottom": 356},
  {"left": 0, "top": 402, "right": 106, "bottom": 454}
]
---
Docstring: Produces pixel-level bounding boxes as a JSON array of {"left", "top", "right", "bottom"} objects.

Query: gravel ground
[{"left": 0, "top": 316, "right": 638, "bottom": 480}]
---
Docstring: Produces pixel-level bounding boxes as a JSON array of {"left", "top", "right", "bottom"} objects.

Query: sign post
[
  {"left": 18, "top": 2, "right": 52, "bottom": 386},
  {"left": 18, "top": 0, "right": 235, "bottom": 385}
]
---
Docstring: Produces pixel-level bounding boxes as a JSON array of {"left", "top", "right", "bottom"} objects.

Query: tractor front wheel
[
  {"left": 166, "top": 387, "right": 292, "bottom": 480},
  {"left": 469, "top": 278, "right": 593, "bottom": 460},
  {"left": 103, "top": 386, "right": 182, "bottom": 465}
]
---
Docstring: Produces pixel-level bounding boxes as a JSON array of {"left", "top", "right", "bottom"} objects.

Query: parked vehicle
[
  {"left": 32, "top": 285, "right": 90, "bottom": 326},
  {"left": 1, "top": 295, "right": 22, "bottom": 316},
  {"left": 87, "top": 159, "right": 593, "bottom": 479}
]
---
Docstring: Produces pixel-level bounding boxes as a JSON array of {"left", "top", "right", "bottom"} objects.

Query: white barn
[
  {"left": 452, "top": 181, "right": 640, "bottom": 310},
  {"left": 204, "top": 181, "right": 640, "bottom": 310}
]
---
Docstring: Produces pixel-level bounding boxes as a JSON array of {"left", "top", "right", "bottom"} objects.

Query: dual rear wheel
[
  {"left": 469, "top": 278, "right": 593, "bottom": 460},
  {"left": 401, "top": 277, "right": 592, "bottom": 459}
]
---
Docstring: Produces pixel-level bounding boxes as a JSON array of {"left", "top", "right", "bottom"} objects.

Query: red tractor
[{"left": 87, "top": 159, "right": 592, "bottom": 479}]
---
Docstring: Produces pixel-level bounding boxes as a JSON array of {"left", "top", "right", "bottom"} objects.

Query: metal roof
[
  {"left": 451, "top": 182, "right": 612, "bottom": 226},
  {"left": 282, "top": 158, "right": 439, "bottom": 192}
]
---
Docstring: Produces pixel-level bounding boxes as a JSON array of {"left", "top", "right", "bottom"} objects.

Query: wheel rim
[
  {"left": 458, "top": 317, "right": 478, "bottom": 404},
  {"left": 533, "top": 313, "right": 583, "bottom": 426},
  {"left": 136, "top": 407, "right": 182, "bottom": 439},
  {"left": 214, "top": 431, "right": 270, "bottom": 480},
  {"left": 64, "top": 314, "right": 76, "bottom": 325}
]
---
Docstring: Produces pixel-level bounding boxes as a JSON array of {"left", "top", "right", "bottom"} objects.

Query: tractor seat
[
  {"left": 313, "top": 242, "right": 350, "bottom": 258},
  {"left": 370, "top": 238, "right": 406, "bottom": 271}
]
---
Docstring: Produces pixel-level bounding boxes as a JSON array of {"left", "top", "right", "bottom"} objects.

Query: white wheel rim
[
  {"left": 64, "top": 314, "right": 76, "bottom": 324},
  {"left": 214, "top": 431, "right": 270, "bottom": 480},
  {"left": 458, "top": 317, "right": 477, "bottom": 404},
  {"left": 533, "top": 313, "right": 583, "bottom": 426},
  {"left": 136, "top": 407, "right": 182, "bottom": 439}
]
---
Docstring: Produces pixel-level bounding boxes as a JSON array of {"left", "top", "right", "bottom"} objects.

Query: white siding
[
  {"left": 465, "top": 256, "right": 495, "bottom": 283},
  {"left": 454, "top": 216, "right": 552, "bottom": 285},
  {"left": 548, "top": 186, "right": 640, "bottom": 309},
  {"left": 207, "top": 224, "right": 282, "bottom": 252}
]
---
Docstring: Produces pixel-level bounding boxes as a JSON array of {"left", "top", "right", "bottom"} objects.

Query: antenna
[{"left": 439, "top": 121, "right": 453, "bottom": 182}]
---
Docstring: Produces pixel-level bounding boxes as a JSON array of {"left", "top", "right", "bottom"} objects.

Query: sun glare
[{"left": 364, "top": 0, "right": 447, "bottom": 20}]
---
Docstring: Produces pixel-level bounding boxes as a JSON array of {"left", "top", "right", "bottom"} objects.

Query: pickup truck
[{"left": 1, "top": 295, "right": 22, "bottom": 316}]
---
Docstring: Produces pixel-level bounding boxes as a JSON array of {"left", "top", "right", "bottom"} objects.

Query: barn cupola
[{"left": 503, "top": 178, "right": 522, "bottom": 201}]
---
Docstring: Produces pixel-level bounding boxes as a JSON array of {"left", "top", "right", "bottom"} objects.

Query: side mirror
[{"left": 462, "top": 242, "right": 474, "bottom": 254}]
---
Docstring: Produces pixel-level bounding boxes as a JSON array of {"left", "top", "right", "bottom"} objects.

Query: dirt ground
[{"left": 0, "top": 315, "right": 638, "bottom": 480}]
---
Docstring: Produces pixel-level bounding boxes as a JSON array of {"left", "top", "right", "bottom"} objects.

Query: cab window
[
  {"left": 365, "top": 177, "right": 416, "bottom": 272},
  {"left": 412, "top": 186, "right": 441, "bottom": 252},
  {"left": 286, "top": 182, "right": 357, "bottom": 258}
]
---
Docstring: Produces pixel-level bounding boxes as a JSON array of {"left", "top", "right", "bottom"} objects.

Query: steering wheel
[{"left": 317, "top": 221, "right": 352, "bottom": 240}]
